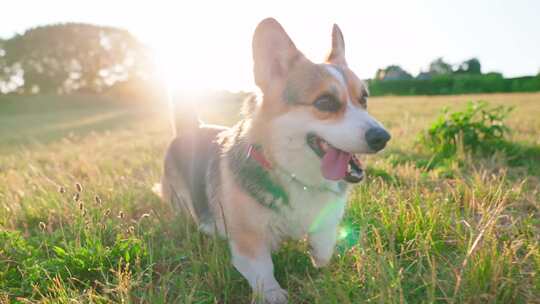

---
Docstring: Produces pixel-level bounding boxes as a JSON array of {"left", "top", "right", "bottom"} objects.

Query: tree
[
  {"left": 0, "top": 23, "right": 155, "bottom": 94},
  {"left": 375, "top": 65, "right": 413, "bottom": 81},
  {"left": 456, "top": 58, "right": 482, "bottom": 74},
  {"left": 0, "top": 39, "right": 25, "bottom": 94},
  {"left": 429, "top": 57, "right": 453, "bottom": 75}
]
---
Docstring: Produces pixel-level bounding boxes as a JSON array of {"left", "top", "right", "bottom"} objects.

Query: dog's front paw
[
  {"left": 310, "top": 253, "right": 331, "bottom": 268},
  {"left": 255, "top": 287, "right": 287, "bottom": 304}
]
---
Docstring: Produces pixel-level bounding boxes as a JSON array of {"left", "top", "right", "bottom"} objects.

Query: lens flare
[
  {"left": 308, "top": 199, "right": 346, "bottom": 233},
  {"left": 338, "top": 226, "right": 350, "bottom": 240}
]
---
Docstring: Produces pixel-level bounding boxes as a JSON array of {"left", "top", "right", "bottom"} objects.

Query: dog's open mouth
[{"left": 306, "top": 133, "right": 363, "bottom": 183}]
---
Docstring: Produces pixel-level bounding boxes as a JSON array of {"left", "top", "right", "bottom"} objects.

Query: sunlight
[
  {"left": 1, "top": 2, "right": 539, "bottom": 302},
  {"left": 149, "top": 25, "right": 255, "bottom": 94},
  {"left": 141, "top": 1, "right": 418, "bottom": 93},
  {"left": 141, "top": 1, "right": 344, "bottom": 93},
  {"left": 338, "top": 226, "right": 350, "bottom": 241},
  {"left": 152, "top": 46, "right": 207, "bottom": 93}
]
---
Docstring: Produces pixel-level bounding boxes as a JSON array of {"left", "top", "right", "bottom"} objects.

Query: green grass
[{"left": 1, "top": 92, "right": 539, "bottom": 303}]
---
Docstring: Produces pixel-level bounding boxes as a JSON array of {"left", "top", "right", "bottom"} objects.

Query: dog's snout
[{"left": 365, "top": 127, "right": 391, "bottom": 151}]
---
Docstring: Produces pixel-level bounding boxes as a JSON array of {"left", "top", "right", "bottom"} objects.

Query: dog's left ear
[{"left": 326, "top": 24, "right": 347, "bottom": 66}]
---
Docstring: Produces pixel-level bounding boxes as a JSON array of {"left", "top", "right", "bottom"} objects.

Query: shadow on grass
[
  {"left": 499, "top": 141, "right": 540, "bottom": 176},
  {"left": 384, "top": 140, "right": 540, "bottom": 178},
  {"left": 385, "top": 148, "right": 440, "bottom": 170},
  {"left": 0, "top": 94, "right": 161, "bottom": 152},
  {"left": 365, "top": 166, "right": 402, "bottom": 185}
]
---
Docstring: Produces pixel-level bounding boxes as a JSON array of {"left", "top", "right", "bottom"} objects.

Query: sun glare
[
  {"left": 150, "top": 29, "right": 256, "bottom": 95},
  {"left": 141, "top": 2, "right": 361, "bottom": 94},
  {"left": 153, "top": 46, "right": 207, "bottom": 93}
]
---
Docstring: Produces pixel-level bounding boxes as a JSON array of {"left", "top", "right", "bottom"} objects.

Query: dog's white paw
[
  {"left": 255, "top": 288, "right": 287, "bottom": 304},
  {"left": 310, "top": 251, "right": 331, "bottom": 268}
]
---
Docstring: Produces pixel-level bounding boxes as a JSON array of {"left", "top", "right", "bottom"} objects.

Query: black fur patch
[
  {"left": 226, "top": 127, "right": 289, "bottom": 211},
  {"left": 165, "top": 126, "right": 226, "bottom": 224}
]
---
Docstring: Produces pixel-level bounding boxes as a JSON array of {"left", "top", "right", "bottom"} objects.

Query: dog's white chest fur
[{"left": 268, "top": 175, "right": 347, "bottom": 244}]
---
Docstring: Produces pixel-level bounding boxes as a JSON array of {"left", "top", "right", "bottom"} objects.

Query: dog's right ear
[{"left": 252, "top": 18, "right": 303, "bottom": 92}]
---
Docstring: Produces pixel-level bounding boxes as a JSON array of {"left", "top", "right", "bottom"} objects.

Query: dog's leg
[
  {"left": 308, "top": 200, "right": 345, "bottom": 268},
  {"left": 230, "top": 240, "right": 287, "bottom": 304},
  {"left": 308, "top": 225, "right": 338, "bottom": 268}
]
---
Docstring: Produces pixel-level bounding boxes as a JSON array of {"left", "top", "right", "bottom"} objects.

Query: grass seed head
[
  {"left": 58, "top": 186, "right": 66, "bottom": 194},
  {"left": 39, "top": 221, "right": 46, "bottom": 231},
  {"left": 73, "top": 192, "right": 80, "bottom": 202},
  {"left": 104, "top": 209, "right": 111, "bottom": 216},
  {"left": 95, "top": 195, "right": 102, "bottom": 205},
  {"left": 75, "top": 183, "right": 83, "bottom": 193},
  {"left": 118, "top": 211, "right": 125, "bottom": 219}
]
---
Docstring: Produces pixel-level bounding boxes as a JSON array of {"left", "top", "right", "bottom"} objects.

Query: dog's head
[{"left": 252, "top": 18, "right": 390, "bottom": 184}]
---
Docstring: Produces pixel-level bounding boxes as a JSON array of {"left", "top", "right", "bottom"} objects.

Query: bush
[
  {"left": 367, "top": 75, "right": 540, "bottom": 96},
  {"left": 0, "top": 222, "right": 149, "bottom": 298},
  {"left": 419, "top": 101, "right": 513, "bottom": 158}
]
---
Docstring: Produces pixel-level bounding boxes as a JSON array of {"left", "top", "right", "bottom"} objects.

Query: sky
[{"left": 1, "top": 0, "right": 539, "bottom": 91}]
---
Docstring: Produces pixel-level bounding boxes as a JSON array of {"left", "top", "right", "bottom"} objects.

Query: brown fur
[
  {"left": 161, "top": 125, "right": 226, "bottom": 225},
  {"left": 159, "top": 18, "right": 387, "bottom": 303}
]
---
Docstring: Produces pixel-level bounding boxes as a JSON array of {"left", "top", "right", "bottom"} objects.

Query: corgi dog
[{"left": 159, "top": 18, "right": 390, "bottom": 304}]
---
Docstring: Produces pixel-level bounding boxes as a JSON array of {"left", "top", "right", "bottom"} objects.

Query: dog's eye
[
  {"left": 359, "top": 87, "right": 369, "bottom": 108},
  {"left": 313, "top": 95, "right": 341, "bottom": 112},
  {"left": 359, "top": 96, "right": 368, "bottom": 108}
]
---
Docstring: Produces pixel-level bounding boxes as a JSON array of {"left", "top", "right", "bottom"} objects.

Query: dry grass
[{"left": 0, "top": 92, "right": 539, "bottom": 303}]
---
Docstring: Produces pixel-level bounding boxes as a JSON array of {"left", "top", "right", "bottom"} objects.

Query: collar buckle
[{"left": 247, "top": 144, "right": 273, "bottom": 170}]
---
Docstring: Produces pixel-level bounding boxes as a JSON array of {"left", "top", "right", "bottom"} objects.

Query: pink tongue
[{"left": 321, "top": 146, "right": 352, "bottom": 180}]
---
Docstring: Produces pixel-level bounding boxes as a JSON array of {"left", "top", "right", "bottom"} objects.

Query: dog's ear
[
  {"left": 326, "top": 24, "right": 347, "bottom": 66},
  {"left": 252, "top": 18, "right": 303, "bottom": 91}
]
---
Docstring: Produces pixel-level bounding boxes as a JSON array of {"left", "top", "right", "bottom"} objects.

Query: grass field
[{"left": 0, "top": 92, "right": 539, "bottom": 303}]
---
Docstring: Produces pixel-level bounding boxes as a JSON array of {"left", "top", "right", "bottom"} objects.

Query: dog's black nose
[{"left": 365, "top": 127, "right": 391, "bottom": 151}]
